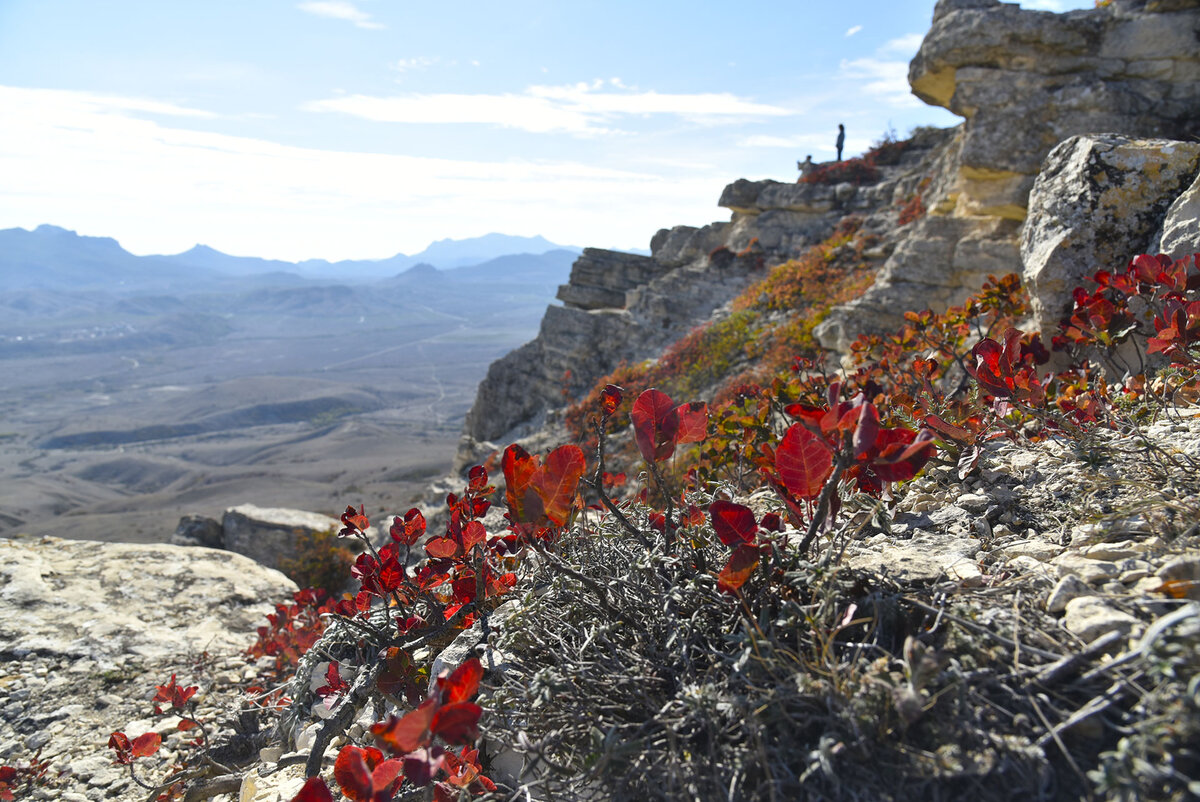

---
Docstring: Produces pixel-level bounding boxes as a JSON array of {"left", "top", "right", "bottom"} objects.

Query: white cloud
[
  {"left": 878, "top": 33, "right": 924, "bottom": 56},
  {"left": 0, "top": 85, "right": 726, "bottom": 259},
  {"left": 298, "top": 1, "right": 385, "bottom": 30},
  {"left": 392, "top": 56, "right": 439, "bottom": 73},
  {"left": 839, "top": 57, "right": 921, "bottom": 108},
  {"left": 303, "top": 82, "right": 791, "bottom": 136},
  {"left": 739, "top": 133, "right": 828, "bottom": 150},
  {"left": 845, "top": 25, "right": 863, "bottom": 37}
]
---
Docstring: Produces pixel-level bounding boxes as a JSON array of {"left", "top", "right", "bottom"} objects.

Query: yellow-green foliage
[{"left": 278, "top": 527, "right": 355, "bottom": 593}]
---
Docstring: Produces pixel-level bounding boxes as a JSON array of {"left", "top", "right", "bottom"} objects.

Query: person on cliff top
[
  {"left": 797, "top": 154, "right": 815, "bottom": 179},
  {"left": 836, "top": 124, "right": 845, "bottom": 162}
]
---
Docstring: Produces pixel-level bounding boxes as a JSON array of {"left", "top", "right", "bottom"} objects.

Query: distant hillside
[
  {"left": 0, "top": 225, "right": 221, "bottom": 292},
  {"left": 0, "top": 225, "right": 583, "bottom": 289}
]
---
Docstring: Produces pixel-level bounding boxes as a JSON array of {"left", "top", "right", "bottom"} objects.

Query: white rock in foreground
[{"left": 0, "top": 535, "right": 298, "bottom": 662}]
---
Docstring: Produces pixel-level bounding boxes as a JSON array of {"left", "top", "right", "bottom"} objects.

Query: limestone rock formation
[
  {"left": 0, "top": 536, "right": 296, "bottom": 663},
  {"left": 819, "top": 0, "right": 1200, "bottom": 348},
  {"left": 0, "top": 536, "right": 297, "bottom": 798},
  {"left": 1021, "top": 134, "right": 1200, "bottom": 334},
  {"left": 460, "top": 130, "right": 954, "bottom": 462}
]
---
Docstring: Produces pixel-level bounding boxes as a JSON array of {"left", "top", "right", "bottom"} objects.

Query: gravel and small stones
[
  {"left": 845, "top": 409, "right": 1200, "bottom": 646},
  {"left": 0, "top": 652, "right": 258, "bottom": 800}
]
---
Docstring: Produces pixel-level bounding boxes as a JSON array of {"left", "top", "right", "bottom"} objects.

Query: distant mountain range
[{"left": 0, "top": 225, "right": 587, "bottom": 291}]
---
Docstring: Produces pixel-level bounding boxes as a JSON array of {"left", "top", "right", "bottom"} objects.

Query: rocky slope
[
  {"left": 460, "top": 127, "right": 953, "bottom": 462},
  {"left": 463, "top": 0, "right": 1200, "bottom": 454}
]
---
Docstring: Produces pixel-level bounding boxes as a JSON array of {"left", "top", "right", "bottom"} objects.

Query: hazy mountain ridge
[{"left": 0, "top": 224, "right": 582, "bottom": 290}]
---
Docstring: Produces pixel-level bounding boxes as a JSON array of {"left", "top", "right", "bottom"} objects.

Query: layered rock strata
[
  {"left": 817, "top": 0, "right": 1200, "bottom": 349},
  {"left": 460, "top": 131, "right": 953, "bottom": 462}
]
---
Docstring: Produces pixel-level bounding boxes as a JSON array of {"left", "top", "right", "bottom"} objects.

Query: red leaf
[
  {"left": 709, "top": 500, "right": 758, "bottom": 547},
  {"left": 424, "top": 536, "right": 459, "bottom": 559},
  {"left": 850, "top": 402, "right": 880, "bottom": 458},
  {"left": 431, "top": 702, "right": 482, "bottom": 745},
  {"left": 340, "top": 504, "right": 370, "bottom": 537},
  {"left": 372, "top": 699, "right": 436, "bottom": 754},
  {"left": 502, "top": 444, "right": 539, "bottom": 524},
  {"left": 717, "top": 544, "right": 761, "bottom": 594},
  {"left": 130, "top": 732, "right": 161, "bottom": 758},
  {"left": 437, "top": 657, "right": 483, "bottom": 705},
  {"left": 531, "top": 445, "right": 586, "bottom": 526},
  {"left": 631, "top": 388, "right": 680, "bottom": 462},
  {"left": 402, "top": 747, "right": 444, "bottom": 787},
  {"left": 289, "top": 777, "right": 334, "bottom": 802},
  {"left": 461, "top": 520, "right": 487, "bottom": 553},
  {"left": 390, "top": 508, "right": 426, "bottom": 546},
  {"left": 468, "top": 465, "right": 488, "bottom": 493},
  {"left": 371, "top": 759, "right": 405, "bottom": 794},
  {"left": 871, "top": 430, "right": 937, "bottom": 483},
  {"left": 674, "top": 401, "right": 709, "bottom": 444},
  {"left": 600, "top": 384, "right": 623, "bottom": 417},
  {"left": 107, "top": 732, "right": 133, "bottom": 764},
  {"left": 760, "top": 512, "right": 783, "bottom": 532},
  {"left": 775, "top": 424, "right": 833, "bottom": 500},
  {"left": 334, "top": 746, "right": 383, "bottom": 802}
]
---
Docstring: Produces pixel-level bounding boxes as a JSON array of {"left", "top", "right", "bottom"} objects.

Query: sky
[{"left": 0, "top": 0, "right": 1096, "bottom": 262}]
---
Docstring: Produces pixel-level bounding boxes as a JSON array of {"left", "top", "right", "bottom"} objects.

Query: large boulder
[
  {"left": 910, "top": 0, "right": 1200, "bottom": 213},
  {"left": 221, "top": 504, "right": 351, "bottom": 572},
  {"left": 1021, "top": 134, "right": 1200, "bottom": 334}
]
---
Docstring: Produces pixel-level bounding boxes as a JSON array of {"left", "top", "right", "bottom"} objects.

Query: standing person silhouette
[{"left": 836, "top": 124, "right": 845, "bottom": 162}]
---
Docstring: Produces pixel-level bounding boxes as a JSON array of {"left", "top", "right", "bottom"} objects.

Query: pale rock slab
[
  {"left": 1152, "top": 172, "right": 1200, "bottom": 258},
  {"left": 0, "top": 535, "right": 296, "bottom": 662},
  {"left": 1063, "top": 596, "right": 1142, "bottom": 642},
  {"left": 1021, "top": 134, "right": 1200, "bottom": 335}
]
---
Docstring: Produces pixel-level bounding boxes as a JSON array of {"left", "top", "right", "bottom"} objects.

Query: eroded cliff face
[
  {"left": 816, "top": 0, "right": 1200, "bottom": 350},
  {"left": 459, "top": 131, "right": 953, "bottom": 463},
  {"left": 461, "top": 0, "right": 1200, "bottom": 465}
]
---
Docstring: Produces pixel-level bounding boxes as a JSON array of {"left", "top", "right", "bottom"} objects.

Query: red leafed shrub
[{"left": 801, "top": 158, "right": 880, "bottom": 186}]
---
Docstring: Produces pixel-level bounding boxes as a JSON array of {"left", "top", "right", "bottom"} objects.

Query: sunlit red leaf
[
  {"left": 775, "top": 424, "right": 833, "bottom": 500},
  {"left": 871, "top": 429, "right": 937, "bottom": 483},
  {"left": 340, "top": 504, "right": 370, "bottom": 537},
  {"left": 461, "top": 520, "right": 486, "bottom": 553},
  {"left": 431, "top": 702, "right": 482, "bottom": 745},
  {"left": 424, "top": 536, "right": 459, "bottom": 559},
  {"left": 130, "top": 732, "right": 161, "bottom": 758},
  {"left": 502, "top": 444, "right": 539, "bottom": 524},
  {"left": 334, "top": 745, "right": 389, "bottom": 802},
  {"left": 675, "top": 401, "right": 709, "bottom": 444},
  {"left": 717, "top": 544, "right": 761, "bottom": 594},
  {"left": 709, "top": 500, "right": 758, "bottom": 547},
  {"left": 107, "top": 732, "right": 133, "bottom": 764},
  {"left": 600, "top": 384, "right": 623, "bottom": 417},
  {"left": 391, "top": 508, "right": 426, "bottom": 546},
  {"left": 468, "top": 465, "right": 489, "bottom": 493},
  {"left": 631, "top": 388, "right": 680, "bottom": 462},
  {"left": 437, "top": 657, "right": 483, "bottom": 705},
  {"left": 532, "top": 445, "right": 586, "bottom": 526},
  {"left": 372, "top": 699, "right": 436, "bottom": 754}
]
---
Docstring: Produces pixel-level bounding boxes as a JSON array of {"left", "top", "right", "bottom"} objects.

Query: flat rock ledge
[{"left": 0, "top": 537, "right": 297, "bottom": 800}]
